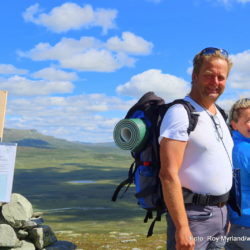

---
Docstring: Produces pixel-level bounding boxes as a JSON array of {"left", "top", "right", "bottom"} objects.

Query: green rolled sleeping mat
[{"left": 113, "top": 118, "right": 148, "bottom": 152}]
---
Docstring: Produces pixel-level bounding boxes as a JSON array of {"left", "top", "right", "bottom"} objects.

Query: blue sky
[{"left": 1, "top": 0, "right": 250, "bottom": 142}]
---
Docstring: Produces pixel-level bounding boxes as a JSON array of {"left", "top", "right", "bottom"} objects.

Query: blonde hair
[
  {"left": 193, "top": 50, "right": 233, "bottom": 77},
  {"left": 229, "top": 98, "right": 250, "bottom": 123}
]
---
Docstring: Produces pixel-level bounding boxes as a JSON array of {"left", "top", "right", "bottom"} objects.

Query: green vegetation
[{"left": 3, "top": 129, "right": 166, "bottom": 248}]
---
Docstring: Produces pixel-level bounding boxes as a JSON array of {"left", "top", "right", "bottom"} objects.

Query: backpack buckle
[{"left": 193, "top": 194, "right": 210, "bottom": 205}]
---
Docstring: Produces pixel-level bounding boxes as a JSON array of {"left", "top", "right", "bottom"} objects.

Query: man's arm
[{"left": 159, "top": 138, "right": 195, "bottom": 250}]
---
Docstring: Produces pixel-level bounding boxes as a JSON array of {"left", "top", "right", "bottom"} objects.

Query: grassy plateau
[{"left": 3, "top": 128, "right": 166, "bottom": 249}]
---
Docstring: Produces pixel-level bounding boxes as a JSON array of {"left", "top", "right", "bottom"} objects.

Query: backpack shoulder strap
[
  {"left": 159, "top": 99, "right": 200, "bottom": 135},
  {"left": 215, "top": 104, "right": 228, "bottom": 121}
]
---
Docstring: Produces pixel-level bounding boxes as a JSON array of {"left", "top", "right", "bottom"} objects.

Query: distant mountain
[
  {"left": 3, "top": 128, "right": 80, "bottom": 149},
  {"left": 11, "top": 138, "right": 52, "bottom": 148},
  {"left": 2, "top": 128, "right": 124, "bottom": 153}
]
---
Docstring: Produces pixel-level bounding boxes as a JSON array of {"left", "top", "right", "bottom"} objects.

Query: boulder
[
  {"left": 17, "top": 229, "right": 29, "bottom": 239},
  {"left": 33, "top": 211, "right": 44, "bottom": 217},
  {"left": 23, "top": 217, "right": 44, "bottom": 229},
  {"left": 2, "top": 193, "right": 33, "bottom": 228},
  {"left": 0, "top": 240, "right": 36, "bottom": 250},
  {"left": 29, "top": 225, "right": 57, "bottom": 249},
  {"left": 0, "top": 224, "right": 21, "bottom": 247},
  {"left": 15, "top": 240, "right": 36, "bottom": 250}
]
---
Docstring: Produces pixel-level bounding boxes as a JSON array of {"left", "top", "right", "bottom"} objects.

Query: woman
[{"left": 226, "top": 98, "right": 250, "bottom": 249}]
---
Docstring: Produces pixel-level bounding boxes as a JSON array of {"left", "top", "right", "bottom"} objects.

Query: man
[{"left": 159, "top": 47, "right": 234, "bottom": 250}]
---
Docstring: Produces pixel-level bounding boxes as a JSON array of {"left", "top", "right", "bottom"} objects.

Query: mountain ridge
[{"left": 2, "top": 128, "right": 116, "bottom": 151}]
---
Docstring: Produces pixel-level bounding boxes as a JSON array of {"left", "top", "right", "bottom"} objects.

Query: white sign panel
[{"left": 0, "top": 143, "right": 17, "bottom": 202}]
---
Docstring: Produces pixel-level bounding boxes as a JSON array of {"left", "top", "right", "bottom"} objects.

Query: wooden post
[{"left": 0, "top": 90, "right": 8, "bottom": 142}]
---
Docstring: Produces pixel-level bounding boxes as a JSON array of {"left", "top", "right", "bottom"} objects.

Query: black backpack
[{"left": 112, "top": 91, "right": 201, "bottom": 237}]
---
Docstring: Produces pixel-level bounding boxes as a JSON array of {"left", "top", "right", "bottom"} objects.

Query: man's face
[
  {"left": 231, "top": 108, "right": 250, "bottom": 138},
  {"left": 192, "top": 58, "right": 228, "bottom": 103}
]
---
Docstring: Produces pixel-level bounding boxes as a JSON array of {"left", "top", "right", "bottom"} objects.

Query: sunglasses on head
[{"left": 200, "top": 47, "right": 229, "bottom": 58}]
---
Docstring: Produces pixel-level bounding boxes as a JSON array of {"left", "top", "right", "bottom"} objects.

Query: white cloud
[
  {"left": 0, "top": 64, "right": 28, "bottom": 74},
  {"left": 106, "top": 32, "right": 153, "bottom": 55},
  {"left": 0, "top": 76, "right": 74, "bottom": 96},
  {"left": 23, "top": 3, "right": 117, "bottom": 34},
  {"left": 18, "top": 37, "right": 101, "bottom": 61},
  {"left": 18, "top": 33, "right": 152, "bottom": 72},
  {"left": 236, "top": 0, "right": 250, "bottom": 3},
  {"left": 217, "top": 91, "right": 250, "bottom": 113},
  {"left": 229, "top": 50, "right": 250, "bottom": 89},
  {"left": 32, "top": 67, "right": 78, "bottom": 81},
  {"left": 60, "top": 49, "right": 129, "bottom": 72},
  {"left": 92, "top": 7, "right": 118, "bottom": 34},
  {"left": 116, "top": 69, "right": 190, "bottom": 102},
  {"left": 7, "top": 94, "right": 133, "bottom": 118},
  {"left": 217, "top": 98, "right": 236, "bottom": 113},
  {"left": 214, "top": 0, "right": 250, "bottom": 5},
  {"left": 6, "top": 94, "right": 135, "bottom": 142}
]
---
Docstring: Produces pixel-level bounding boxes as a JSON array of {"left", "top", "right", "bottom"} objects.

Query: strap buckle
[{"left": 217, "top": 202, "right": 226, "bottom": 207}]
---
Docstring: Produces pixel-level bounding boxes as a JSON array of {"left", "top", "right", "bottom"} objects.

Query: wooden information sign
[{"left": 0, "top": 90, "right": 7, "bottom": 141}]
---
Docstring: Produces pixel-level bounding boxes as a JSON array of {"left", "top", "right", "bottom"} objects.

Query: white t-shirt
[{"left": 159, "top": 96, "right": 233, "bottom": 195}]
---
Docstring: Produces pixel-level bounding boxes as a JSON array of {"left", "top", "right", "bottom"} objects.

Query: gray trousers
[{"left": 166, "top": 204, "right": 229, "bottom": 250}]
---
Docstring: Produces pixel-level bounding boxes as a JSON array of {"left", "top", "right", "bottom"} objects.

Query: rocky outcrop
[{"left": 0, "top": 193, "right": 76, "bottom": 250}]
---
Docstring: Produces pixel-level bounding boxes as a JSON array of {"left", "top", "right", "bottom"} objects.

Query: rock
[
  {"left": 119, "top": 232, "right": 131, "bottom": 236},
  {"left": 2, "top": 193, "right": 33, "bottom": 228},
  {"left": 43, "top": 240, "right": 77, "bottom": 249},
  {"left": 0, "top": 240, "right": 36, "bottom": 250},
  {"left": 54, "top": 230, "right": 74, "bottom": 234},
  {"left": 109, "top": 231, "right": 118, "bottom": 234},
  {"left": 0, "top": 224, "right": 21, "bottom": 247},
  {"left": 17, "top": 229, "right": 29, "bottom": 239},
  {"left": 100, "top": 245, "right": 111, "bottom": 249},
  {"left": 29, "top": 225, "right": 57, "bottom": 249},
  {"left": 68, "top": 233, "right": 81, "bottom": 237},
  {"left": 0, "top": 193, "right": 76, "bottom": 249},
  {"left": 32, "top": 211, "right": 44, "bottom": 217},
  {"left": 23, "top": 220, "right": 38, "bottom": 229},
  {"left": 156, "top": 246, "right": 163, "bottom": 249},
  {"left": 18, "top": 240, "right": 36, "bottom": 250},
  {"left": 23, "top": 217, "right": 44, "bottom": 229},
  {"left": 120, "top": 239, "right": 137, "bottom": 243}
]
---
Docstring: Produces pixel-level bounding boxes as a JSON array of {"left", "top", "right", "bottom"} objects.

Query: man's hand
[{"left": 175, "top": 226, "right": 195, "bottom": 250}]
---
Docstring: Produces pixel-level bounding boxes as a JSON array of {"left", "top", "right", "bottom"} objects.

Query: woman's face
[{"left": 231, "top": 108, "right": 250, "bottom": 138}]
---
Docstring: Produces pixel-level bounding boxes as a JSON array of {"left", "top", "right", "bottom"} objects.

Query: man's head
[
  {"left": 229, "top": 98, "right": 250, "bottom": 138},
  {"left": 190, "top": 47, "right": 233, "bottom": 107},
  {"left": 192, "top": 47, "right": 233, "bottom": 77}
]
